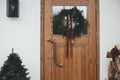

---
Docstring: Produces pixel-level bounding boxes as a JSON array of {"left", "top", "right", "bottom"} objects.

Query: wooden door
[{"left": 41, "top": 0, "right": 99, "bottom": 80}]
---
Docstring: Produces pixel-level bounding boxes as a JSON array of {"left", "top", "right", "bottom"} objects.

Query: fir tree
[{"left": 0, "top": 49, "right": 30, "bottom": 80}]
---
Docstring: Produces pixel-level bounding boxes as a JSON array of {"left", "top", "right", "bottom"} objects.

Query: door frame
[{"left": 40, "top": 0, "right": 100, "bottom": 80}]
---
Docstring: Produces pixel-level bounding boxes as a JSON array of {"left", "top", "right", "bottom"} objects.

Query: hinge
[
  {"left": 96, "top": 31, "right": 98, "bottom": 37},
  {"left": 95, "top": 4, "right": 98, "bottom": 12},
  {"left": 96, "top": 59, "right": 98, "bottom": 65},
  {"left": 95, "top": 1, "right": 99, "bottom": 12}
]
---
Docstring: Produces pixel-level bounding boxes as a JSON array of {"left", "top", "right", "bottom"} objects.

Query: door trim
[
  {"left": 40, "top": 0, "right": 100, "bottom": 80},
  {"left": 96, "top": 0, "right": 100, "bottom": 80}
]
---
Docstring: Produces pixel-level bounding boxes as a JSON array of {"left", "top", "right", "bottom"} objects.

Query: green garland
[{"left": 53, "top": 6, "right": 88, "bottom": 39}]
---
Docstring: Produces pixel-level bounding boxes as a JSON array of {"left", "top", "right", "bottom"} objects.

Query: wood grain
[{"left": 41, "top": 0, "right": 99, "bottom": 80}]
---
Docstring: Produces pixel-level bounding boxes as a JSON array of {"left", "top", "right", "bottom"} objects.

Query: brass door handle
[{"left": 47, "top": 39, "right": 63, "bottom": 67}]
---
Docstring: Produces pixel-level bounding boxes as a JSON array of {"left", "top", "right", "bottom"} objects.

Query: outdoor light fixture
[{"left": 7, "top": 0, "right": 19, "bottom": 17}]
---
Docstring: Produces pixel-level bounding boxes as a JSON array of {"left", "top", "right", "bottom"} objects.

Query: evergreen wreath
[{"left": 53, "top": 6, "right": 88, "bottom": 39}]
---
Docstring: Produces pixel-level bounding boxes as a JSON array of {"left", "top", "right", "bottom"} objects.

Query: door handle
[{"left": 47, "top": 39, "right": 63, "bottom": 67}]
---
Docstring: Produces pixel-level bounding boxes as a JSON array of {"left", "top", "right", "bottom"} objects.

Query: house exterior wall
[
  {"left": 0, "top": 0, "right": 40, "bottom": 80},
  {"left": 100, "top": 0, "right": 120, "bottom": 80}
]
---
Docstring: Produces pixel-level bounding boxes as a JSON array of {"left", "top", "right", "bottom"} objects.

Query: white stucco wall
[
  {"left": 0, "top": 0, "right": 120, "bottom": 80},
  {"left": 100, "top": 0, "right": 120, "bottom": 80},
  {"left": 0, "top": 0, "right": 40, "bottom": 80}
]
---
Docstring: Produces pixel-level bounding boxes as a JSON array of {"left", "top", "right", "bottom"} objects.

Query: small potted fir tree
[{"left": 0, "top": 49, "right": 30, "bottom": 80}]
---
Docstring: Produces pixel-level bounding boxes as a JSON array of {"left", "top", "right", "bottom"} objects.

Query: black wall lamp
[{"left": 7, "top": 0, "right": 19, "bottom": 17}]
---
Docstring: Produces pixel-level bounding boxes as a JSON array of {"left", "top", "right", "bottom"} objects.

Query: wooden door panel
[
  {"left": 52, "top": 0, "right": 89, "bottom": 5},
  {"left": 41, "top": 0, "right": 99, "bottom": 80},
  {"left": 51, "top": 42, "right": 89, "bottom": 80}
]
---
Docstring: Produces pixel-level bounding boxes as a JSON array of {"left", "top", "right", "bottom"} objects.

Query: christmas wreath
[{"left": 53, "top": 6, "right": 88, "bottom": 39}]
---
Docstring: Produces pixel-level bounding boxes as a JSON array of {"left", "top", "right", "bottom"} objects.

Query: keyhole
[{"left": 11, "top": 5, "right": 15, "bottom": 10}]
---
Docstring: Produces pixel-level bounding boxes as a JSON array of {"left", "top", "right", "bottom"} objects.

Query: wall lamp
[{"left": 7, "top": 0, "right": 19, "bottom": 17}]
